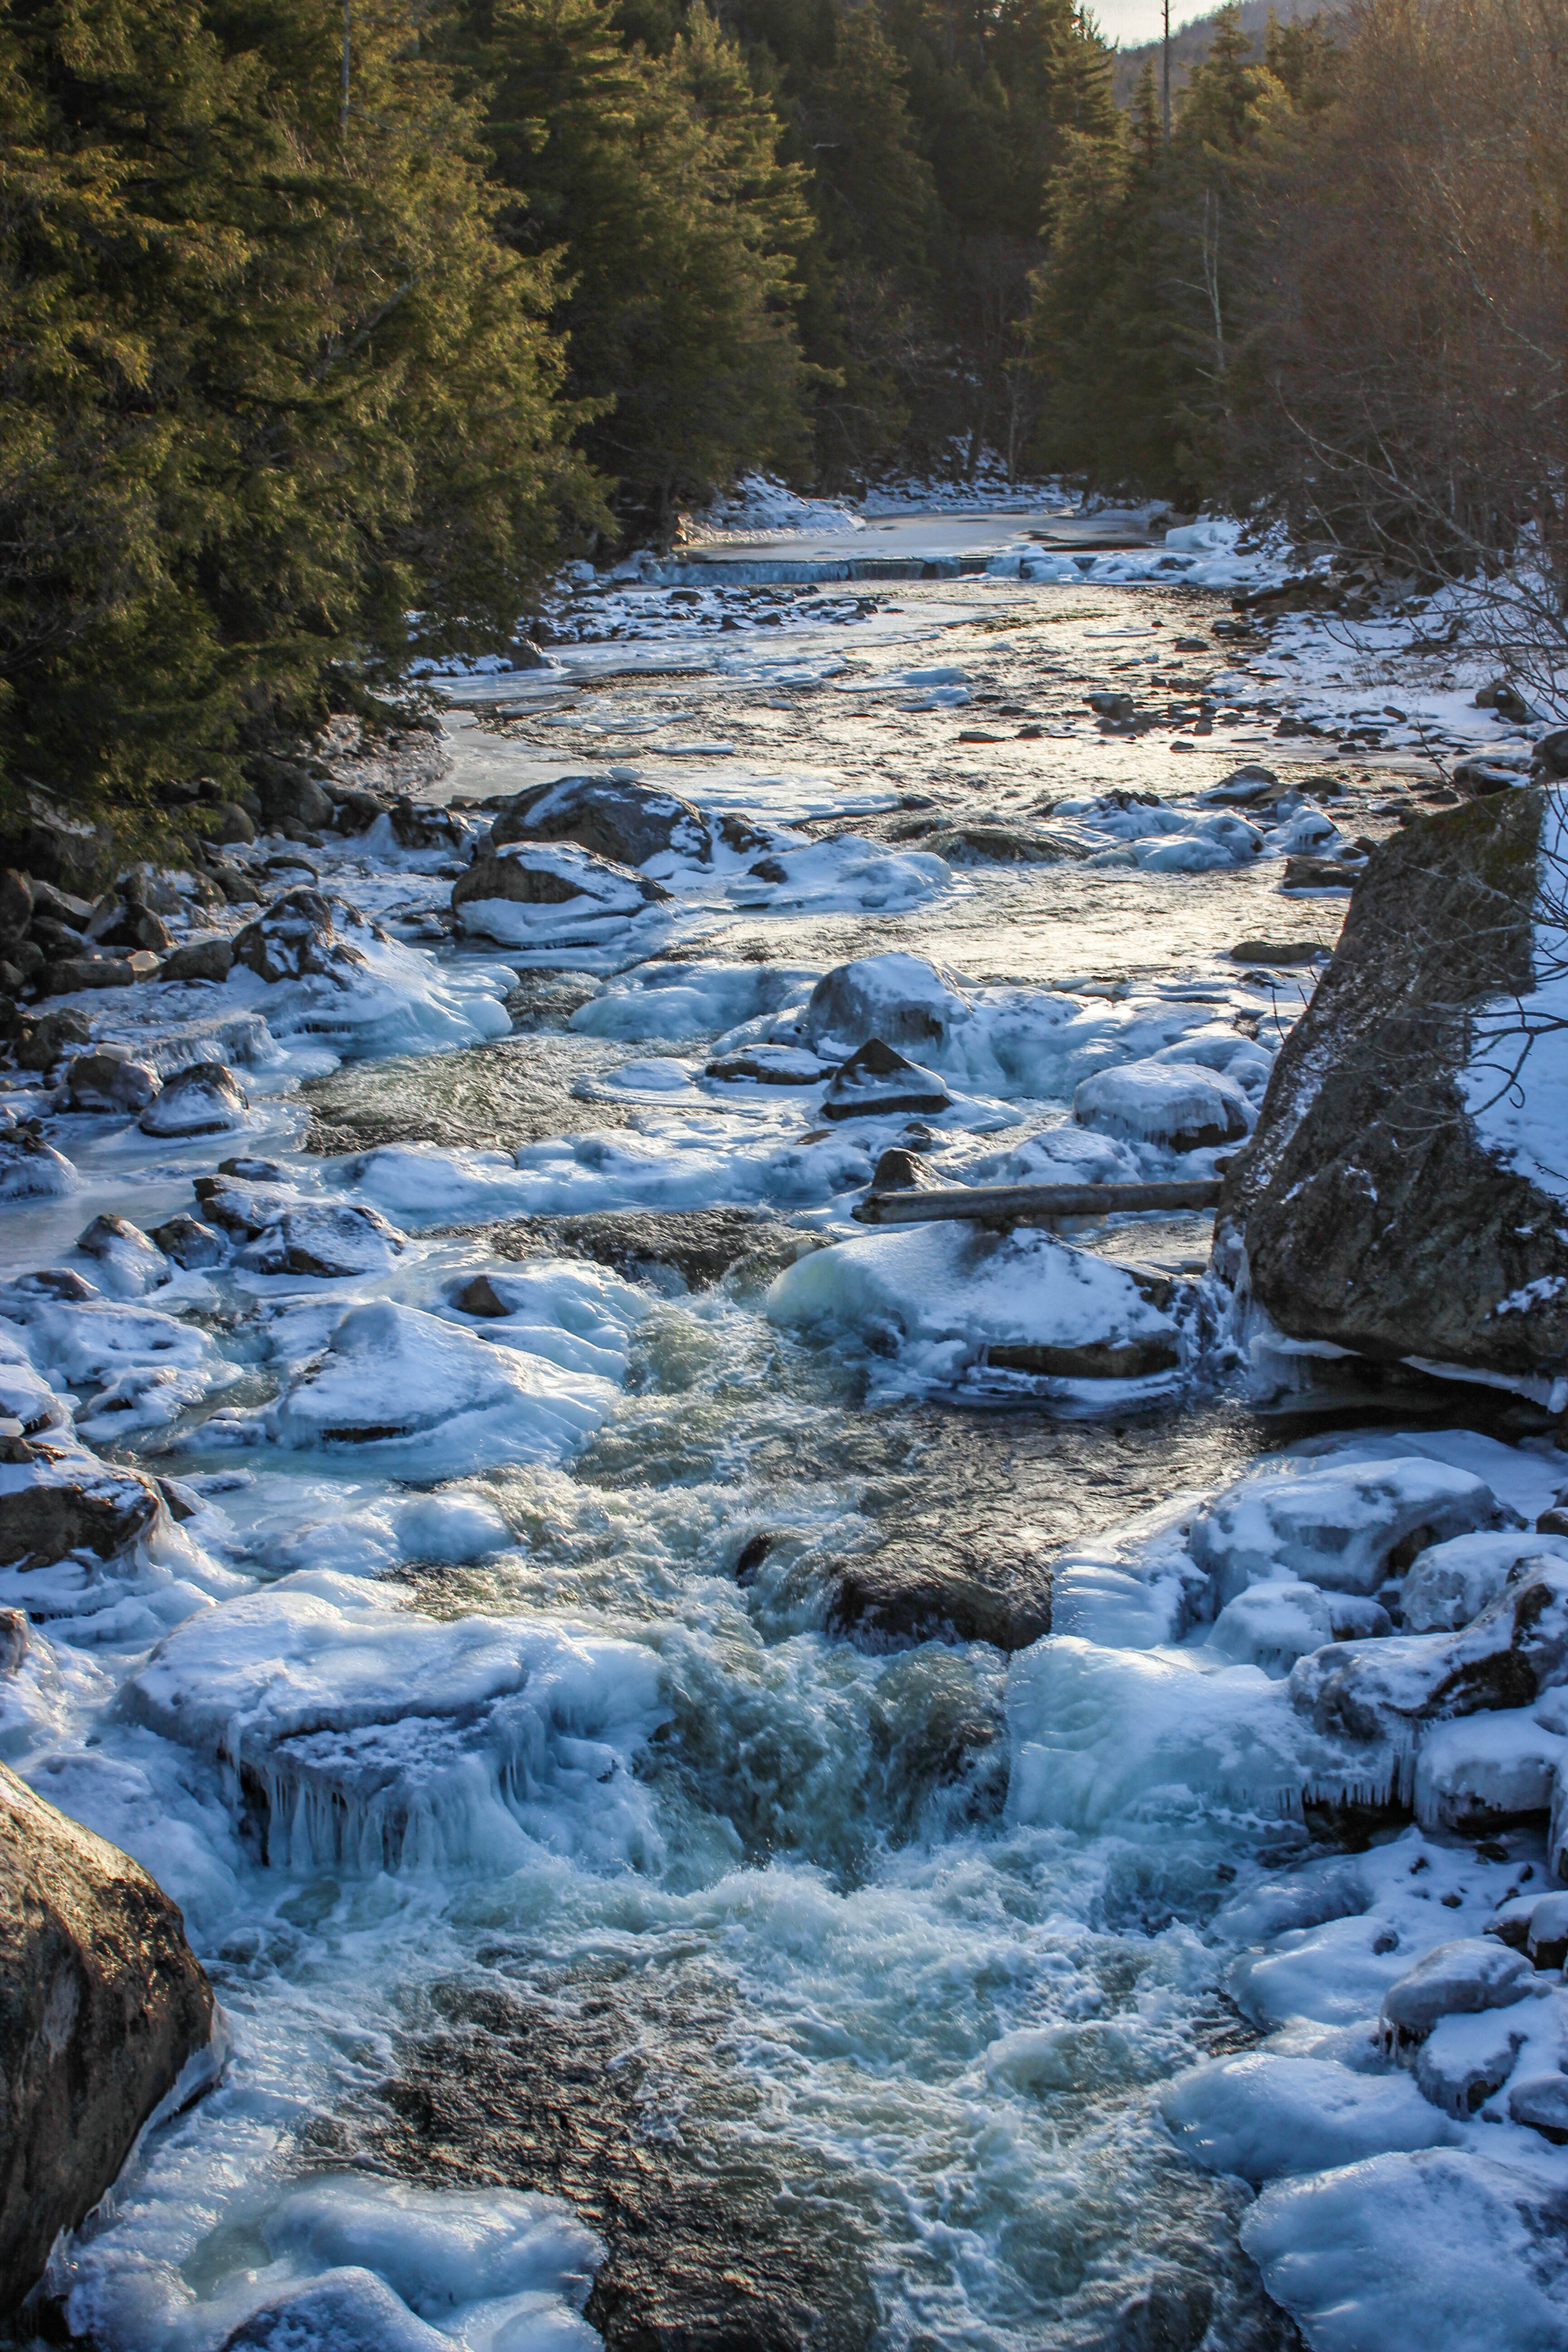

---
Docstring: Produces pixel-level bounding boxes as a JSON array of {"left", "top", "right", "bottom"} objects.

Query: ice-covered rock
[
  {"left": 1190, "top": 1455, "right": 1502, "bottom": 1608},
  {"left": 147, "top": 1215, "right": 226, "bottom": 1270},
  {"left": 1412, "top": 1708, "right": 1566, "bottom": 1829},
  {"left": 706, "top": 1044, "right": 829, "bottom": 1085},
  {"left": 264, "top": 1299, "right": 617, "bottom": 1472},
  {"left": 1507, "top": 2072, "right": 1568, "bottom": 2140},
  {"left": 802, "top": 953, "right": 970, "bottom": 1058},
  {"left": 238, "top": 1203, "right": 406, "bottom": 1279},
  {"left": 0, "top": 1443, "right": 165, "bottom": 1568},
  {"left": 0, "top": 1133, "right": 75, "bottom": 1201},
  {"left": 1242, "top": 2148, "right": 1568, "bottom": 2352},
  {"left": 1161, "top": 2052, "right": 1453, "bottom": 2185},
  {"left": 767, "top": 1222, "right": 1186, "bottom": 1389},
  {"left": 819, "top": 1038, "right": 953, "bottom": 1122},
  {"left": 231, "top": 887, "right": 368, "bottom": 984},
  {"left": 137, "top": 1061, "right": 249, "bottom": 1136},
  {"left": 573, "top": 960, "right": 819, "bottom": 1044},
  {"left": 490, "top": 771, "right": 711, "bottom": 868},
  {"left": 219, "top": 2269, "right": 450, "bottom": 2352},
  {"left": 65, "top": 1049, "right": 161, "bottom": 1116},
  {"left": 452, "top": 840, "right": 668, "bottom": 946},
  {"left": 74, "top": 1215, "right": 170, "bottom": 1298},
  {"left": 1378, "top": 1937, "right": 1535, "bottom": 2048},
  {"left": 1289, "top": 1557, "right": 1568, "bottom": 1744},
  {"left": 125, "top": 1569, "right": 667, "bottom": 1873},
  {"left": 1072, "top": 1058, "right": 1254, "bottom": 1152},
  {"left": 1412, "top": 2008, "right": 1528, "bottom": 2116},
  {"left": 1207, "top": 1579, "right": 1336, "bottom": 1673}
]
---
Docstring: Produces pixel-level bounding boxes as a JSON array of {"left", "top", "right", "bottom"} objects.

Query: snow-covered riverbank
[{"left": 5, "top": 510, "right": 1568, "bottom": 2352}]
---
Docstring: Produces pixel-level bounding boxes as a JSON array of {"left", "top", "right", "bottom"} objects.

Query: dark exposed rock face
[
  {"left": 491, "top": 774, "right": 712, "bottom": 868},
  {"left": 1219, "top": 792, "right": 1568, "bottom": 1377},
  {"left": 826, "top": 1537, "right": 1052, "bottom": 1652},
  {"left": 0, "top": 1763, "right": 214, "bottom": 2313},
  {"left": 353, "top": 1969, "right": 878, "bottom": 2352},
  {"left": 487, "top": 1206, "right": 802, "bottom": 1291}
]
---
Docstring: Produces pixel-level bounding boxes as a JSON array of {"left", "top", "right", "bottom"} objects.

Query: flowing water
[{"left": 10, "top": 524, "right": 1490, "bottom": 2352}]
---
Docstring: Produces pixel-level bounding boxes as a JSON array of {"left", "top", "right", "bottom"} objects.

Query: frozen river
[{"left": 8, "top": 512, "right": 1567, "bottom": 2352}]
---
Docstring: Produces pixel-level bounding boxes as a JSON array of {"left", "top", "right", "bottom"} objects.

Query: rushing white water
[{"left": 9, "top": 535, "right": 1568, "bottom": 2352}]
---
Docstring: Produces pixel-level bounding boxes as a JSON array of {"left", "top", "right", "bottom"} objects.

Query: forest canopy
[{"left": 1, "top": 0, "right": 1562, "bottom": 819}]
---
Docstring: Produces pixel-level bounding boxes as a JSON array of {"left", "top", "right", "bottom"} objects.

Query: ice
[
  {"left": 257, "top": 1301, "right": 620, "bottom": 1474},
  {"left": 1413, "top": 1709, "right": 1567, "bottom": 1829},
  {"left": 1006, "top": 1637, "right": 1392, "bottom": 1833},
  {"left": 1414, "top": 2008, "right": 1530, "bottom": 2118},
  {"left": 1188, "top": 1456, "right": 1503, "bottom": 1607},
  {"left": 125, "top": 1568, "right": 667, "bottom": 1874},
  {"left": 766, "top": 1221, "right": 1187, "bottom": 1395},
  {"left": 570, "top": 960, "right": 819, "bottom": 1042},
  {"left": 1161, "top": 2052, "right": 1455, "bottom": 2185},
  {"left": 1207, "top": 1579, "right": 1335, "bottom": 1674},
  {"left": 1242, "top": 2150, "right": 1568, "bottom": 2352},
  {"left": 445, "top": 1259, "right": 647, "bottom": 1381},
  {"left": 724, "top": 835, "right": 949, "bottom": 914}
]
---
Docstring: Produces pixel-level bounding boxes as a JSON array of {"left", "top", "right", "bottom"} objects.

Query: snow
[{"left": 1162, "top": 2052, "right": 1455, "bottom": 2184}]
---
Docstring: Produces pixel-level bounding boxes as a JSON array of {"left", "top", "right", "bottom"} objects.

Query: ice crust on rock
[
  {"left": 1073, "top": 1058, "right": 1254, "bottom": 1153},
  {"left": 1161, "top": 2052, "right": 1455, "bottom": 2184},
  {"left": 766, "top": 1221, "right": 1187, "bottom": 1395},
  {"left": 1189, "top": 1455, "right": 1504, "bottom": 1606},
  {"left": 125, "top": 1569, "right": 667, "bottom": 1874}
]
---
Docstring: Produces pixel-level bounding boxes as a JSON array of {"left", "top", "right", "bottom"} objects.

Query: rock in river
[
  {"left": 1219, "top": 791, "right": 1568, "bottom": 1381},
  {"left": 0, "top": 1761, "right": 214, "bottom": 2313},
  {"left": 490, "top": 772, "right": 712, "bottom": 868}
]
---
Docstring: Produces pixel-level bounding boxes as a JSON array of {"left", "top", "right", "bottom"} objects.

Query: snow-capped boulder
[
  {"left": 490, "top": 772, "right": 711, "bottom": 868},
  {"left": 231, "top": 887, "right": 368, "bottom": 985},
  {"left": 137, "top": 1062, "right": 249, "bottom": 1137},
  {"left": 819, "top": 1038, "right": 953, "bottom": 1122},
  {"left": 1189, "top": 1455, "right": 1501, "bottom": 1608},
  {"left": 451, "top": 842, "right": 668, "bottom": 947},
  {"left": 1073, "top": 1058, "right": 1253, "bottom": 1153},
  {"left": 802, "top": 954, "right": 970, "bottom": 1058},
  {"left": 1378, "top": 1938, "right": 1534, "bottom": 2049}
]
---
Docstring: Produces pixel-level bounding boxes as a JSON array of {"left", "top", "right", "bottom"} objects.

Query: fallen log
[{"left": 852, "top": 1178, "right": 1223, "bottom": 1227}]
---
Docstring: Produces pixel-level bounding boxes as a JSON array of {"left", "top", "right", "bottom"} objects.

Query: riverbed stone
[
  {"left": 488, "top": 1205, "right": 799, "bottom": 1292},
  {"left": 65, "top": 1051, "right": 161, "bottom": 1116},
  {"left": 138, "top": 1063, "right": 249, "bottom": 1137},
  {"left": 158, "top": 936, "right": 235, "bottom": 986},
  {"left": 1218, "top": 791, "right": 1568, "bottom": 1377},
  {"left": 0, "top": 1761, "right": 214, "bottom": 2313},
  {"left": 232, "top": 887, "right": 368, "bottom": 984},
  {"left": 821, "top": 1037, "right": 953, "bottom": 1121},
  {"left": 826, "top": 1539, "right": 1052, "bottom": 1651},
  {"left": 491, "top": 774, "right": 711, "bottom": 869},
  {"left": 0, "top": 1445, "right": 166, "bottom": 1568}
]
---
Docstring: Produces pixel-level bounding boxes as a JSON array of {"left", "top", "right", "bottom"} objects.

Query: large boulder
[
  {"left": 490, "top": 774, "right": 711, "bottom": 868},
  {"left": 0, "top": 1762, "right": 214, "bottom": 2313},
  {"left": 1218, "top": 791, "right": 1568, "bottom": 1377}
]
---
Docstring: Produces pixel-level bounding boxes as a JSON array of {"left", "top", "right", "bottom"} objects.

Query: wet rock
[
  {"left": 0, "top": 1136, "right": 76, "bottom": 1202},
  {"left": 1074, "top": 1059, "right": 1252, "bottom": 1153},
  {"left": 232, "top": 888, "right": 368, "bottom": 985},
  {"left": 157, "top": 936, "right": 235, "bottom": 985},
  {"left": 1110, "top": 2274, "right": 1215, "bottom": 2352},
  {"left": 704, "top": 1045, "right": 828, "bottom": 1085},
  {"left": 821, "top": 1037, "right": 953, "bottom": 1122},
  {"left": 0, "top": 1444, "right": 166, "bottom": 1568},
  {"left": 495, "top": 1207, "right": 797, "bottom": 1293},
  {"left": 40, "top": 955, "right": 140, "bottom": 994},
  {"left": 922, "top": 823, "right": 1091, "bottom": 865},
  {"left": 360, "top": 1972, "right": 878, "bottom": 2352},
  {"left": 490, "top": 773, "right": 711, "bottom": 868},
  {"left": 1289, "top": 1557, "right": 1568, "bottom": 1743},
  {"left": 138, "top": 1063, "right": 249, "bottom": 1137},
  {"left": 14, "top": 1008, "right": 90, "bottom": 1072},
  {"left": 239, "top": 1202, "right": 405, "bottom": 1279},
  {"left": 65, "top": 1049, "right": 161, "bottom": 1115},
  {"left": 1220, "top": 792, "right": 1568, "bottom": 1377},
  {"left": 148, "top": 1215, "right": 227, "bottom": 1270},
  {"left": 1379, "top": 1938, "right": 1534, "bottom": 2049},
  {"left": 1282, "top": 853, "right": 1359, "bottom": 889},
  {"left": 1228, "top": 939, "right": 1327, "bottom": 965},
  {"left": 986, "top": 1330, "right": 1183, "bottom": 1380},
  {"left": 0, "top": 1762, "right": 214, "bottom": 2313},
  {"left": 803, "top": 952, "right": 967, "bottom": 1057},
  {"left": 826, "top": 1539, "right": 1052, "bottom": 1651}
]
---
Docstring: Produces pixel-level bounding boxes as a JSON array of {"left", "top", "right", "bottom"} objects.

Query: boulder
[
  {"left": 75, "top": 1215, "right": 169, "bottom": 1296},
  {"left": 921, "top": 823, "right": 1089, "bottom": 865},
  {"left": 0, "top": 1763, "right": 215, "bottom": 2313},
  {"left": 1190, "top": 1456, "right": 1502, "bottom": 1609},
  {"left": 826, "top": 1541, "right": 1051, "bottom": 1652},
  {"left": 704, "top": 1045, "right": 828, "bottom": 1085},
  {"left": 0, "top": 1137, "right": 75, "bottom": 1203},
  {"left": 491, "top": 773, "right": 711, "bottom": 868},
  {"left": 1378, "top": 1938, "right": 1534, "bottom": 2049},
  {"left": 231, "top": 888, "right": 368, "bottom": 985},
  {"left": 14, "top": 1009, "right": 90, "bottom": 1072},
  {"left": 0, "top": 1445, "right": 166, "bottom": 1567},
  {"left": 238, "top": 1203, "right": 405, "bottom": 1279},
  {"left": 1402, "top": 1531, "right": 1567, "bottom": 1633},
  {"left": 157, "top": 936, "right": 235, "bottom": 985},
  {"left": 1229, "top": 939, "right": 1326, "bottom": 965},
  {"left": 820, "top": 1038, "right": 953, "bottom": 1122},
  {"left": 192, "top": 1175, "right": 291, "bottom": 1237},
  {"left": 1073, "top": 1059, "right": 1253, "bottom": 1154},
  {"left": 1413, "top": 2009, "right": 1526, "bottom": 2116},
  {"left": 138, "top": 1063, "right": 249, "bottom": 1137},
  {"left": 84, "top": 892, "right": 172, "bottom": 956},
  {"left": 1218, "top": 792, "right": 1568, "bottom": 1377},
  {"left": 1289, "top": 1557, "right": 1568, "bottom": 1743},
  {"left": 65, "top": 1050, "right": 161, "bottom": 1116},
  {"left": 451, "top": 843, "right": 668, "bottom": 945},
  {"left": 245, "top": 753, "right": 334, "bottom": 835},
  {"left": 207, "top": 802, "right": 256, "bottom": 846},
  {"left": 40, "top": 956, "right": 140, "bottom": 994},
  {"left": 803, "top": 953, "right": 967, "bottom": 1058},
  {"left": 148, "top": 1215, "right": 227, "bottom": 1270}
]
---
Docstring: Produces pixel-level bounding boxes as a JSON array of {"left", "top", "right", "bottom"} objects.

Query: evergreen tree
[{"left": 0, "top": 0, "right": 589, "bottom": 821}]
